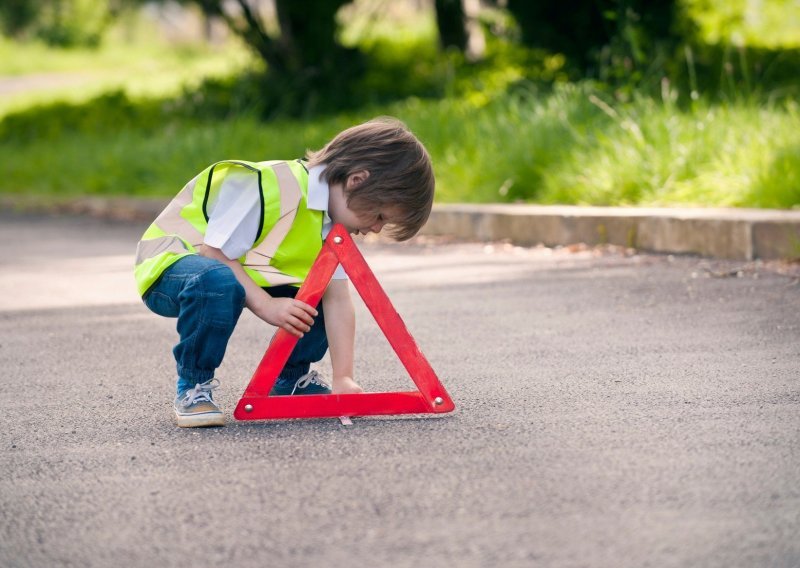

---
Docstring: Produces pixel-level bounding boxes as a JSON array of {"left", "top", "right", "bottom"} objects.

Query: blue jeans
[{"left": 143, "top": 255, "right": 329, "bottom": 394}]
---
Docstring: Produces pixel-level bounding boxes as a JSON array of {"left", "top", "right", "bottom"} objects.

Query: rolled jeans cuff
[{"left": 176, "top": 369, "right": 215, "bottom": 395}]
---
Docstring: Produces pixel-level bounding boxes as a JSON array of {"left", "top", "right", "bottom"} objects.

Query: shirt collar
[{"left": 306, "top": 164, "right": 329, "bottom": 215}]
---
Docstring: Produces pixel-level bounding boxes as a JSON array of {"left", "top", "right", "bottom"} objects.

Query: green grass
[
  {"left": 684, "top": 0, "right": 800, "bottom": 48},
  {"left": 408, "top": 86, "right": 800, "bottom": 208},
  {"left": 1, "top": 1, "right": 798, "bottom": 210},
  {"left": 0, "top": 30, "right": 255, "bottom": 118},
  {"left": 0, "top": 114, "right": 349, "bottom": 199},
  {"left": 1, "top": 84, "right": 798, "bottom": 209}
]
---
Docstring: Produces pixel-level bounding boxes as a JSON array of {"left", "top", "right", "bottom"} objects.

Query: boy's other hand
[
  {"left": 259, "top": 297, "right": 318, "bottom": 337},
  {"left": 332, "top": 376, "right": 364, "bottom": 394}
]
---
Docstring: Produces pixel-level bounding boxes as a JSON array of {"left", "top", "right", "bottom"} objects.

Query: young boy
[{"left": 134, "top": 117, "right": 435, "bottom": 427}]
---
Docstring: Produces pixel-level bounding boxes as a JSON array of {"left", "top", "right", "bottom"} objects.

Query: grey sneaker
[
  {"left": 174, "top": 378, "right": 225, "bottom": 428},
  {"left": 270, "top": 370, "right": 332, "bottom": 396}
]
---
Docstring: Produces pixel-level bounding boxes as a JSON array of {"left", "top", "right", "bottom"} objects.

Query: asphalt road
[{"left": 1, "top": 212, "right": 798, "bottom": 568}]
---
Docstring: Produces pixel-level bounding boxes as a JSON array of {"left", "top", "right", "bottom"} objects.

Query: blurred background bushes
[{"left": 0, "top": 0, "right": 798, "bottom": 208}]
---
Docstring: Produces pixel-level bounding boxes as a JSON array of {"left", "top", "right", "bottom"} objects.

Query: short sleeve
[{"left": 204, "top": 170, "right": 262, "bottom": 260}]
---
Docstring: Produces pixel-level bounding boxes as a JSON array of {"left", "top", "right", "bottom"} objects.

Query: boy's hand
[
  {"left": 332, "top": 376, "right": 364, "bottom": 394},
  {"left": 258, "top": 297, "right": 318, "bottom": 338}
]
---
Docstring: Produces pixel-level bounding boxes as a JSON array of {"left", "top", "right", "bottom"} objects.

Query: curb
[
  {"left": 421, "top": 204, "right": 800, "bottom": 260},
  {"left": 3, "top": 196, "right": 799, "bottom": 260},
  {"left": 0, "top": 195, "right": 168, "bottom": 223}
]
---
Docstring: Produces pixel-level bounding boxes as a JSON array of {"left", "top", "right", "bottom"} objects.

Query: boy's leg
[
  {"left": 143, "top": 254, "right": 246, "bottom": 395},
  {"left": 266, "top": 284, "right": 330, "bottom": 394}
]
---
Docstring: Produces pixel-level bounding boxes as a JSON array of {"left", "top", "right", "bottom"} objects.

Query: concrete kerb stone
[
  {"left": 2, "top": 195, "right": 799, "bottom": 260},
  {"left": 752, "top": 221, "right": 800, "bottom": 260},
  {"left": 0, "top": 195, "right": 167, "bottom": 223},
  {"left": 421, "top": 204, "right": 800, "bottom": 260}
]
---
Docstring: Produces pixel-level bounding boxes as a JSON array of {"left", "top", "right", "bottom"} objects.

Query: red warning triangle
[{"left": 234, "top": 223, "right": 455, "bottom": 420}]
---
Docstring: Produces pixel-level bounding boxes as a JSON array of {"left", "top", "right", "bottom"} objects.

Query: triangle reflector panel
[{"left": 234, "top": 223, "right": 455, "bottom": 420}]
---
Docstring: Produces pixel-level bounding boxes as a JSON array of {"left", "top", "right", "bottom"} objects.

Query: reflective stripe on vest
[{"left": 133, "top": 160, "right": 322, "bottom": 297}]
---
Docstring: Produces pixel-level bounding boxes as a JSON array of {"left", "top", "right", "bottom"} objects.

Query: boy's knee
[
  {"left": 208, "top": 266, "right": 246, "bottom": 306},
  {"left": 214, "top": 266, "right": 245, "bottom": 301},
  {"left": 187, "top": 264, "right": 246, "bottom": 321}
]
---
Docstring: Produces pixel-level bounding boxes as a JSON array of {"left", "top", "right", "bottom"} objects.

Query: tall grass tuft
[{"left": 395, "top": 85, "right": 800, "bottom": 208}]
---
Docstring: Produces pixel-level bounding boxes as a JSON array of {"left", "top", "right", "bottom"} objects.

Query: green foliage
[
  {"left": 0, "top": 0, "right": 38, "bottom": 38},
  {"left": 170, "top": 21, "right": 570, "bottom": 120},
  {"left": 0, "top": 104, "right": 358, "bottom": 197},
  {"left": 684, "top": 0, "right": 800, "bottom": 48},
  {"left": 505, "top": 0, "right": 692, "bottom": 76},
  {"left": 0, "top": 0, "right": 114, "bottom": 47},
  {"left": 0, "top": 34, "right": 253, "bottom": 122},
  {"left": 1, "top": 83, "right": 798, "bottom": 209},
  {"left": 497, "top": 0, "right": 800, "bottom": 107},
  {"left": 0, "top": 0, "right": 798, "bottom": 211},
  {"left": 677, "top": 43, "right": 800, "bottom": 103},
  {"left": 407, "top": 84, "right": 799, "bottom": 209},
  {"left": 0, "top": 91, "right": 166, "bottom": 143},
  {"left": 526, "top": 90, "right": 800, "bottom": 208},
  {"left": 750, "top": 141, "right": 800, "bottom": 208}
]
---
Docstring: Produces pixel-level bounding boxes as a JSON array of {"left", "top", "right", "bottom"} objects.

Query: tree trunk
[
  {"left": 274, "top": 0, "right": 350, "bottom": 74},
  {"left": 192, "top": 0, "right": 363, "bottom": 115},
  {"left": 434, "top": 0, "right": 468, "bottom": 52}
]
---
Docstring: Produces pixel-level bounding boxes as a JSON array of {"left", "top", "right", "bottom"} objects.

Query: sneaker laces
[
  {"left": 178, "top": 378, "right": 220, "bottom": 408},
  {"left": 291, "top": 371, "right": 329, "bottom": 395}
]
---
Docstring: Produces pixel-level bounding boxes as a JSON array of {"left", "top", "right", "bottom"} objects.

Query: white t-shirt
[{"left": 204, "top": 163, "right": 347, "bottom": 280}]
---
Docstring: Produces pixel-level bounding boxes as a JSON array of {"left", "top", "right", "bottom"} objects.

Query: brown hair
[{"left": 305, "top": 117, "right": 435, "bottom": 241}]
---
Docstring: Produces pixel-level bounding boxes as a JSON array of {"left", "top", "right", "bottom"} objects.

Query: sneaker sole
[{"left": 175, "top": 411, "right": 225, "bottom": 428}]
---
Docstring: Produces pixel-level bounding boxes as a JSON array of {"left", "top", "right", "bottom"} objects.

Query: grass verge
[{"left": 1, "top": 83, "right": 798, "bottom": 209}]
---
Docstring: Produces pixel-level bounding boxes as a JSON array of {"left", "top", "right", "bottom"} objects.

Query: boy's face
[{"left": 328, "top": 172, "right": 397, "bottom": 236}]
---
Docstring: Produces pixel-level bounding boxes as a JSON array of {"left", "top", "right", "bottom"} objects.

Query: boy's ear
[{"left": 346, "top": 170, "right": 370, "bottom": 190}]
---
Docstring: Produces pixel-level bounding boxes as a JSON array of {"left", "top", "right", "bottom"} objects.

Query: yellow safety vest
[{"left": 134, "top": 160, "right": 322, "bottom": 297}]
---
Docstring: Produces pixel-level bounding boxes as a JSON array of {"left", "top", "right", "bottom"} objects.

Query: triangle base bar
[
  {"left": 234, "top": 391, "right": 453, "bottom": 420},
  {"left": 234, "top": 223, "right": 455, "bottom": 421}
]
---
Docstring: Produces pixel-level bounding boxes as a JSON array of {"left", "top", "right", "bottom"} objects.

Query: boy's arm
[
  {"left": 198, "top": 244, "right": 316, "bottom": 338},
  {"left": 322, "top": 279, "right": 364, "bottom": 394}
]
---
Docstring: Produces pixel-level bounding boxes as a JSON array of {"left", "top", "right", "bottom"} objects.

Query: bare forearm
[{"left": 323, "top": 280, "right": 355, "bottom": 381}]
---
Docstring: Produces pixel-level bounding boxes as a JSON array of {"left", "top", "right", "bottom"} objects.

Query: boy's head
[{"left": 306, "top": 117, "right": 434, "bottom": 241}]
